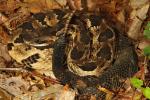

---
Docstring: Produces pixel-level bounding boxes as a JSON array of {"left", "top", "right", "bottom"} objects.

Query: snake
[{"left": 7, "top": 9, "right": 139, "bottom": 99}]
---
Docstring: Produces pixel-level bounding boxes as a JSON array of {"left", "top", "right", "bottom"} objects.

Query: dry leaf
[
  {"left": 0, "top": 76, "right": 29, "bottom": 96},
  {"left": 138, "top": 40, "right": 150, "bottom": 50},
  {"left": 0, "top": 43, "right": 11, "bottom": 61},
  {"left": 127, "top": 4, "right": 149, "bottom": 39},
  {"left": 0, "top": 0, "right": 22, "bottom": 13},
  {"left": 0, "top": 88, "right": 12, "bottom": 100},
  {"left": 0, "top": 57, "right": 6, "bottom": 68},
  {"left": 0, "top": 27, "right": 10, "bottom": 44},
  {"left": 14, "top": 84, "right": 75, "bottom": 100},
  {"left": 24, "top": 0, "right": 66, "bottom": 13}
]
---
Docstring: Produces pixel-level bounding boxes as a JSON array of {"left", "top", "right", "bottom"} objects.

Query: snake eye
[
  {"left": 98, "top": 28, "right": 114, "bottom": 42},
  {"left": 97, "top": 44, "right": 112, "bottom": 60},
  {"left": 71, "top": 47, "right": 84, "bottom": 60}
]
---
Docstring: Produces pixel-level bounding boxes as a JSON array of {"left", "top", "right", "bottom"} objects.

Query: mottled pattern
[
  {"left": 7, "top": 9, "right": 72, "bottom": 77},
  {"left": 7, "top": 9, "right": 138, "bottom": 99},
  {"left": 52, "top": 11, "right": 138, "bottom": 99}
]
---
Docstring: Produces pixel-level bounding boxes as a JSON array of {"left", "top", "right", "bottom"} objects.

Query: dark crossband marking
[
  {"left": 21, "top": 53, "right": 40, "bottom": 66},
  {"left": 98, "top": 28, "right": 114, "bottom": 42},
  {"left": 79, "top": 62, "right": 97, "bottom": 71}
]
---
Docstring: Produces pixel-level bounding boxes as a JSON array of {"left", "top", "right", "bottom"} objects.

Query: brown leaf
[
  {"left": 127, "top": 3, "right": 149, "bottom": 39},
  {"left": 14, "top": 84, "right": 75, "bottom": 100},
  {"left": 67, "top": 0, "right": 82, "bottom": 10},
  {"left": 24, "top": 0, "right": 66, "bottom": 13},
  {"left": 0, "top": 56, "right": 6, "bottom": 68},
  {"left": 0, "top": 88, "right": 12, "bottom": 100},
  {"left": 0, "top": 26, "right": 10, "bottom": 44},
  {"left": 0, "top": 0, "right": 22, "bottom": 13},
  {"left": 0, "top": 76, "right": 29, "bottom": 96}
]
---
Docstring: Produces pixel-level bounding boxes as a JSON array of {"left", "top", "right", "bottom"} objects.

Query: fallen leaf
[
  {"left": 0, "top": 88, "right": 12, "bottom": 100},
  {"left": 127, "top": 4, "right": 149, "bottom": 39},
  {"left": 0, "top": 43, "right": 11, "bottom": 61},
  {"left": 0, "top": 76, "right": 29, "bottom": 96},
  {"left": 24, "top": 0, "right": 65, "bottom": 13}
]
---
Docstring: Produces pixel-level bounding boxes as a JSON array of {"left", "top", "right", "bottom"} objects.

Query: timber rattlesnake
[{"left": 7, "top": 9, "right": 138, "bottom": 99}]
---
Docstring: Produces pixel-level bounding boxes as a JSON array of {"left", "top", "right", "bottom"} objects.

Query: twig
[{"left": 0, "top": 67, "right": 25, "bottom": 72}]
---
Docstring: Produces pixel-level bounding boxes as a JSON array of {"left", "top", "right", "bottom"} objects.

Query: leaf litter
[{"left": 0, "top": 0, "right": 150, "bottom": 100}]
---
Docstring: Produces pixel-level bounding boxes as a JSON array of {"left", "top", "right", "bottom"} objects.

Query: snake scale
[{"left": 7, "top": 9, "right": 139, "bottom": 99}]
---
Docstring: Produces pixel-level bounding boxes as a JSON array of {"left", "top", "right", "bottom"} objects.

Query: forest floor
[{"left": 0, "top": 0, "right": 150, "bottom": 100}]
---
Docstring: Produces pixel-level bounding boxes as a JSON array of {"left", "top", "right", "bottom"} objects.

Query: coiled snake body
[{"left": 7, "top": 9, "right": 138, "bottom": 99}]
